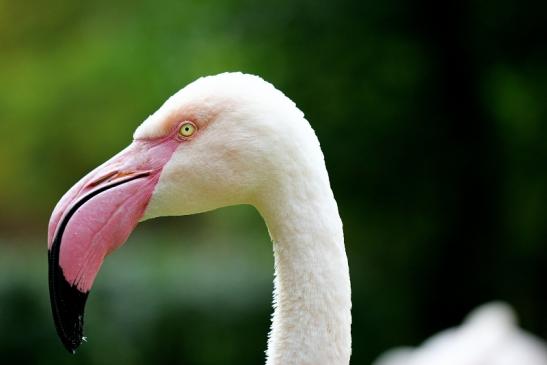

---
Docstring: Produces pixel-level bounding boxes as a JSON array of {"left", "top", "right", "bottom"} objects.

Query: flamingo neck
[{"left": 257, "top": 157, "right": 352, "bottom": 365}]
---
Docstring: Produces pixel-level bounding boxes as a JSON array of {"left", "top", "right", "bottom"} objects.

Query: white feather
[{"left": 373, "top": 302, "right": 547, "bottom": 365}]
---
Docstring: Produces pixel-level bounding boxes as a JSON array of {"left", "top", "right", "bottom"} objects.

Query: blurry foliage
[
  {"left": 0, "top": 209, "right": 274, "bottom": 364},
  {"left": 0, "top": 0, "right": 546, "bottom": 364}
]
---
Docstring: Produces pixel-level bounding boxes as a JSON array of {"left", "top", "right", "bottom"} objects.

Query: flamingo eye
[{"left": 178, "top": 122, "right": 196, "bottom": 137}]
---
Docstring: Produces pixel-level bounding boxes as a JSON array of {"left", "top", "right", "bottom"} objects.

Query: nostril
[
  {"left": 87, "top": 171, "right": 119, "bottom": 188},
  {"left": 87, "top": 170, "right": 154, "bottom": 190}
]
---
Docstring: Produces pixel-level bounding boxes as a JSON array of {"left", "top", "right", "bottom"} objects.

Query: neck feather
[{"left": 256, "top": 146, "right": 352, "bottom": 365}]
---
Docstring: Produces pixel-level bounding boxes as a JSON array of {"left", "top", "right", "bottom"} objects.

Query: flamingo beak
[{"left": 47, "top": 138, "right": 179, "bottom": 353}]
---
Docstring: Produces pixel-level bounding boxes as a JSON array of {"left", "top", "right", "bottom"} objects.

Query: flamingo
[
  {"left": 47, "top": 72, "right": 352, "bottom": 365},
  {"left": 373, "top": 302, "right": 547, "bottom": 365}
]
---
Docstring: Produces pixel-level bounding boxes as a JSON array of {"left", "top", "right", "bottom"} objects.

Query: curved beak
[{"left": 47, "top": 138, "right": 178, "bottom": 353}]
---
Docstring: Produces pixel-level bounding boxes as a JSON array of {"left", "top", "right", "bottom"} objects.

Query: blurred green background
[{"left": 0, "top": 0, "right": 546, "bottom": 364}]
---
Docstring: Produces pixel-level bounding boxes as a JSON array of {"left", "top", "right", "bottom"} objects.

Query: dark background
[{"left": 0, "top": 0, "right": 546, "bottom": 364}]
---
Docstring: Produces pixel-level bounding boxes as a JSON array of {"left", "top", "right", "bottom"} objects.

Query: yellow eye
[{"left": 179, "top": 122, "right": 196, "bottom": 137}]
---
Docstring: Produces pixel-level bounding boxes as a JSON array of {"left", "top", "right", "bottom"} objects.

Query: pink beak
[{"left": 47, "top": 137, "right": 179, "bottom": 353}]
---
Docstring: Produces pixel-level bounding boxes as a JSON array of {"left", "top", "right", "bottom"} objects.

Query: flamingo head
[{"left": 47, "top": 72, "right": 311, "bottom": 353}]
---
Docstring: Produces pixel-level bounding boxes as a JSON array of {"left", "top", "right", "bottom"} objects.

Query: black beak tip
[
  {"left": 62, "top": 337, "right": 80, "bottom": 355},
  {"left": 48, "top": 248, "right": 89, "bottom": 354},
  {"left": 58, "top": 316, "right": 84, "bottom": 354}
]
